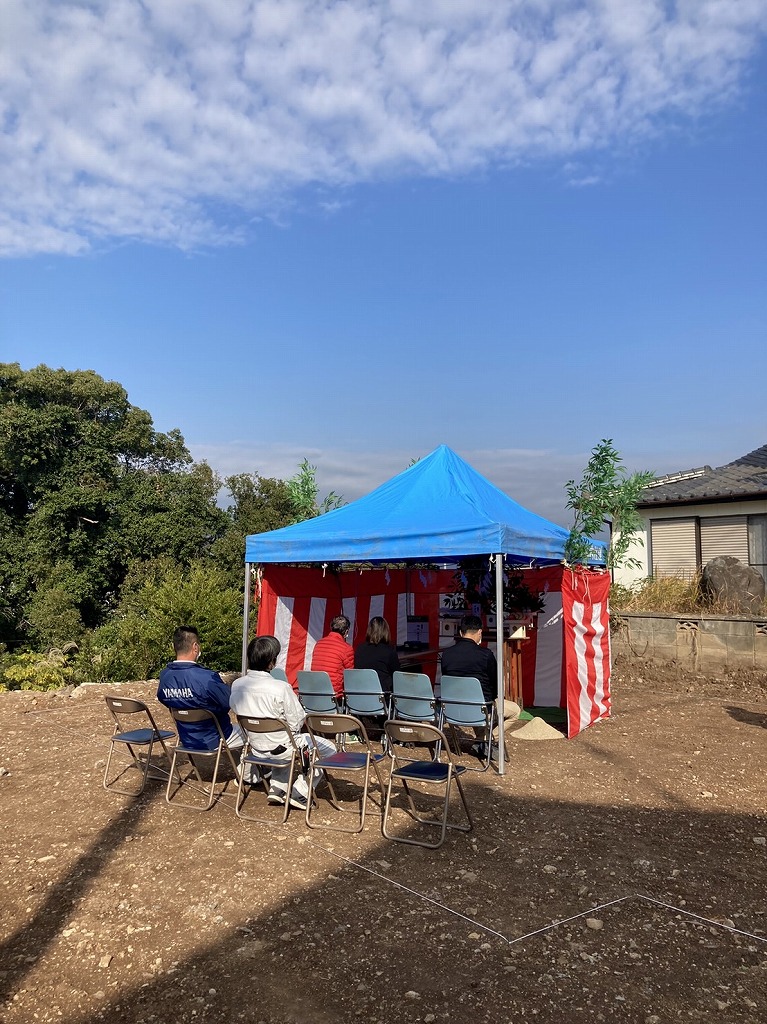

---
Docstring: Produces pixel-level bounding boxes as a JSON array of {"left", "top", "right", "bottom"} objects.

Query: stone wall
[{"left": 612, "top": 612, "right": 767, "bottom": 671}]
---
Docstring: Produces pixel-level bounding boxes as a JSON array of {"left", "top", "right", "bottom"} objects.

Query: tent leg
[
  {"left": 241, "top": 563, "right": 252, "bottom": 675},
  {"left": 494, "top": 553, "right": 505, "bottom": 777}
]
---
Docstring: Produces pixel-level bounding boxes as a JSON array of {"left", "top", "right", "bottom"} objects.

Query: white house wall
[{"left": 612, "top": 498, "right": 767, "bottom": 589}]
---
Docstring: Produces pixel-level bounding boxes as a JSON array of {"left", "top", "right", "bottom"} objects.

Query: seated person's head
[
  {"left": 247, "top": 635, "right": 281, "bottom": 671},
  {"left": 173, "top": 625, "right": 200, "bottom": 659},
  {"left": 366, "top": 616, "right": 391, "bottom": 645},
  {"left": 459, "top": 614, "right": 483, "bottom": 639},
  {"left": 330, "top": 615, "right": 351, "bottom": 638}
]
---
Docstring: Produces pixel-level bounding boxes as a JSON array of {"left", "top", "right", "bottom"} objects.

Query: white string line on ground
[
  {"left": 502, "top": 896, "right": 635, "bottom": 946},
  {"left": 614, "top": 689, "right": 767, "bottom": 711},
  {"left": 635, "top": 895, "right": 767, "bottom": 944},
  {"left": 303, "top": 839, "right": 767, "bottom": 948},
  {"left": 302, "top": 839, "right": 515, "bottom": 943}
]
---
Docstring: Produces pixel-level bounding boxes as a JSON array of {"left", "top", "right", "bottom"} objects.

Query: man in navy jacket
[{"left": 157, "top": 626, "right": 245, "bottom": 751}]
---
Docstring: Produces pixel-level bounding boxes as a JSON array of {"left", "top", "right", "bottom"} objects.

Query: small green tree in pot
[{"left": 564, "top": 439, "right": 654, "bottom": 570}]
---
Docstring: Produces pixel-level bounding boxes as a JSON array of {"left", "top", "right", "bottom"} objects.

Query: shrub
[
  {"left": 611, "top": 573, "right": 767, "bottom": 616},
  {"left": 0, "top": 647, "right": 77, "bottom": 691},
  {"left": 80, "top": 560, "right": 243, "bottom": 682}
]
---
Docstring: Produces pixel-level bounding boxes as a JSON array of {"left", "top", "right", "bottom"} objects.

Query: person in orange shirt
[{"left": 310, "top": 614, "right": 354, "bottom": 698}]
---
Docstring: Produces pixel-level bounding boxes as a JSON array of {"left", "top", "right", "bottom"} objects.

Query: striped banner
[
  {"left": 518, "top": 566, "right": 611, "bottom": 737},
  {"left": 562, "top": 569, "right": 611, "bottom": 737}
]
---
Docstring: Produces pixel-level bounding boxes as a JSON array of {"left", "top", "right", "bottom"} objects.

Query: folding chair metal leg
[
  {"left": 444, "top": 706, "right": 498, "bottom": 773},
  {"left": 382, "top": 768, "right": 473, "bottom": 849},
  {"left": 306, "top": 758, "right": 386, "bottom": 834},
  {"left": 165, "top": 744, "right": 237, "bottom": 811},
  {"left": 103, "top": 733, "right": 176, "bottom": 797},
  {"left": 235, "top": 757, "right": 297, "bottom": 824},
  {"left": 103, "top": 739, "right": 151, "bottom": 796}
]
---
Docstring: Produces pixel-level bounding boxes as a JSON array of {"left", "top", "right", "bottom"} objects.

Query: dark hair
[
  {"left": 365, "top": 616, "right": 391, "bottom": 645},
  {"left": 173, "top": 625, "right": 199, "bottom": 656},
  {"left": 247, "top": 635, "right": 281, "bottom": 671},
  {"left": 330, "top": 615, "right": 350, "bottom": 636},
  {"left": 459, "top": 614, "right": 483, "bottom": 635}
]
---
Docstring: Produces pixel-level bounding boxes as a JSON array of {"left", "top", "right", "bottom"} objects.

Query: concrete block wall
[{"left": 612, "top": 613, "right": 767, "bottom": 670}]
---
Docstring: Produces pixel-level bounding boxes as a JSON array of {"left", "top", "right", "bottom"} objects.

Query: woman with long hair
[{"left": 353, "top": 616, "right": 401, "bottom": 694}]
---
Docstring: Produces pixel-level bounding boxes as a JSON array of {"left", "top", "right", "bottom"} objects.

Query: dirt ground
[{"left": 1, "top": 654, "right": 765, "bottom": 1024}]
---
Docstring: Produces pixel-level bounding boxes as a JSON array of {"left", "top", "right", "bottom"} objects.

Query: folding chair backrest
[
  {"left": 105, "top": 696, "right": 155, "bottom": 725},
  {"left": 440, "top": 675, "right": 489, "bottom": 728},
  {"left": 392, "top": 671, "right": 438, "bottom": 722},
  {"left": 297, "top": 670, "right": 339, "bottom": 713},
  {"left": 343, "top": 669, "right": 387, "bottom": 717},
  {"left": 237, "top": 714, "right": 297, "bottom": 748},
  {"left": 169, "top": 707, "right": 228, "bottom": 748},
  {"left": 270, "top": 667, "right": 289, "bottom": 683},
  {"left": 385, "top": 718, "right": 445, "bottom": 749},
  {"left": 306, "top": 712, "right": 369, "bottom": 745}
]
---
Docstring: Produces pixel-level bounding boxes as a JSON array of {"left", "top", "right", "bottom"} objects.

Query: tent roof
[{"left": 245, "top": 445, "right": 604, "bottom": 565}]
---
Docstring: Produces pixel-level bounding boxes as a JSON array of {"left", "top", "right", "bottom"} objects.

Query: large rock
[{"left": 701, "top": 556, "right": 765, "bottom": 614}]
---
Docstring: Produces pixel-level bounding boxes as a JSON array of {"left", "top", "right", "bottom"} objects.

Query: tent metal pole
[
  {"left": 241, "top": 562, "right": 252, "bottom": 675},
  {"left": 494, "top": 553, "right": 506, "bottom": 776}
]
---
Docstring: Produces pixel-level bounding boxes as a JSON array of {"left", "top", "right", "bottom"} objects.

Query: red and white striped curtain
[{"left": 256, "top": 563, "right": 611, "bottom": 736}]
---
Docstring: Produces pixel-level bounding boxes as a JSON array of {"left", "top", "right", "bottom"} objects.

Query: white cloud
[
  {"left": 189, "top": 439, "right": 600, "bottom": 526},
  {"left": 2, "top": 0, "right": 766, "bottom": 255},
  {"left": 190, "top": 437, "right": 724, "bottom": 530}
]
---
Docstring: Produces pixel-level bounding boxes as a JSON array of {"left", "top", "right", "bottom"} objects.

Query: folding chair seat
[
  {"left": 343, "top": 668, "right": 391, "bottom": 739},
  {"left": 235, "top": 715, "right": 302, "bottom": 824},
  {"left": 439, "top": 675, "right": 497, "bottom": 773},
  {"left": 391, "top": 671, "right": 440, "bottom": 724},
  {"left": 304, "top": 713, "right": 386, "bottom": 833},
  {"left": 382, "top": 720, "right": 473, "bottom": 849},
  {"left": 103, "top": 696, "right": 176, "bottom": 797},
  {"left": 165, "top": 708, "right": 240, "bottom": 811},
  {"left": 297, "top": 670, "right": 342, "bottom": 714}
]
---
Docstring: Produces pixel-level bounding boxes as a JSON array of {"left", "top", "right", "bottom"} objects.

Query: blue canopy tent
[
  {"left": 243, "top": 446, "right": 607, "bottom": 772},
  {"left": 245, "top": 445, "right": 583, "bottom": 564}
]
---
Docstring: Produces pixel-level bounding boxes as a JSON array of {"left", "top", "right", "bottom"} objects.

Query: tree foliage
[
  {"left": 81, "top": 560, "right": 243, "bottom": 682},
  {"left": 286, "top": 458, "right": 343, "bottom": 521},
  {"left": 212, "top": 472, "right": 296, "bottom": 583},
  {"left": 0, "top": 363, "right": 345, "bottom": 682},
  {"left": 564, "top": 439, "right": 654, "bottom": 570},
  {"left": 0, "top": 363, "right": 226, "bottom": 646}
]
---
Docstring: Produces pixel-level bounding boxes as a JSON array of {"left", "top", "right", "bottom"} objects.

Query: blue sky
[{"left": 2, "top": 1, "right": 766, "bottom": 525}]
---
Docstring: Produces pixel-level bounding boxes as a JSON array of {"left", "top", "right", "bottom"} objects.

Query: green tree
[
  {"left": 212, "top": 472, "right": 297, "bottom": 582},
  {"left": 0, "top": 363, "right": 227, "bottom": 646},
  {"left": 82, "top": 560, "right": 243, "bottom": 681},
  {"left": 564, "top": 439, "right": 654, "bottom": 570},
  {"left": 286, "top": 458, "right": 343, "bottom": 522}
]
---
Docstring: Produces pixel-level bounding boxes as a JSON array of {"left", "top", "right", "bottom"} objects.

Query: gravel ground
[{"left": 1, "top": 654, "right": 765, "bottom": 1024}]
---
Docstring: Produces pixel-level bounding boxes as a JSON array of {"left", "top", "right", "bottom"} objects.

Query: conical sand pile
[{"left": 506, "top": 716, "right": 564, "bottom": 741}]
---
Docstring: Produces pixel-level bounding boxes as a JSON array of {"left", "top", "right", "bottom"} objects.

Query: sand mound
[{"left": 507, "top": 715, "right": 564, "bottom": 741}]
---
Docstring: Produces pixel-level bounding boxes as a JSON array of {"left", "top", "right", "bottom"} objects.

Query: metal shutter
[
  {"left": 650, "top": 519, "right": 697, "bottom": 576},
  {"left": 700, "top": 516, "right": 749, "bottom": 565}
]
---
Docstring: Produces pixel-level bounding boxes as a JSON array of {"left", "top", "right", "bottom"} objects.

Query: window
[
  {"left": 649, "top": 519, "right": 697, "bottom": 577},
  {"left": 700, "top": 516, "right": 749, "bottom": 565},
  {"left": 650, "top": 513, "right": 766, "bottom": 582}
]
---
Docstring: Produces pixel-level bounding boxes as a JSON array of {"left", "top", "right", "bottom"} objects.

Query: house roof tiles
[{"left": 640, "top": 444, "right": 767, "bottom": 506}]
